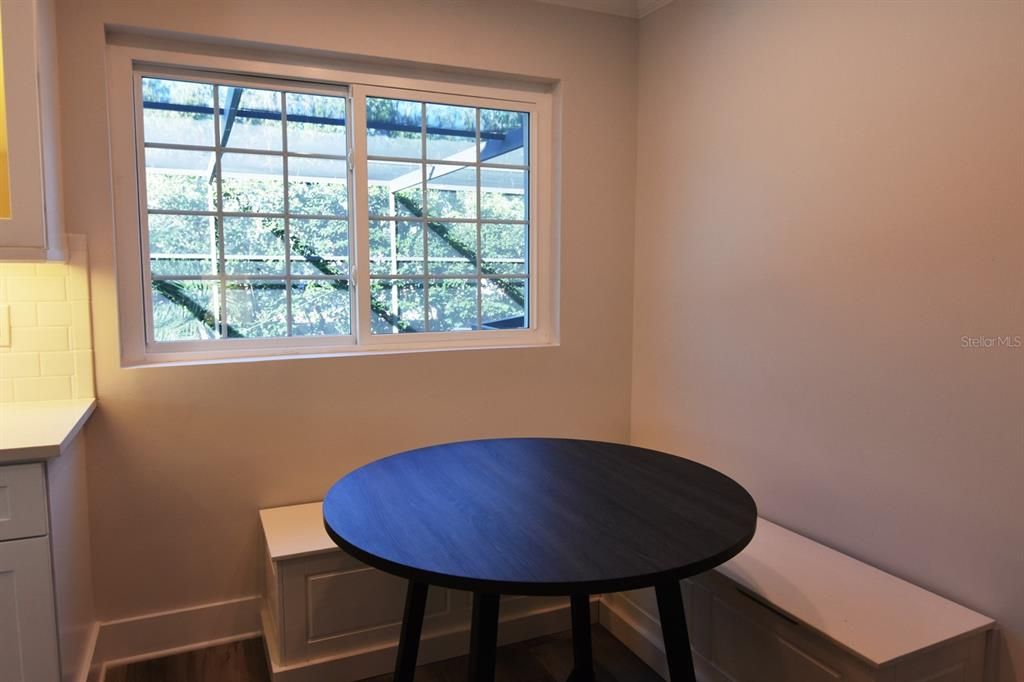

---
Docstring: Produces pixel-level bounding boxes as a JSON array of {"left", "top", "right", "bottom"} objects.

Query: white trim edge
[
  {"left": 74, "top": 621, "right": 100, "bottom": 682},
  {"left": 90, "top": 595, "right": 262, "bottom": 679},
  {"left": 86, "top": 593, "right": 603, "bottom": 681},
  {"left": 598, "top": 593, "right": 723, "bottom": 682},
  {"left": 599, "top": 593, "right": 670, "bottom": 680},
  {"left": 264, "top": 596, "right": 599, "bottom": 682}
]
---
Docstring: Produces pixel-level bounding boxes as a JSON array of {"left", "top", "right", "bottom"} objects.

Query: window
[
  {"left": 364, "top": 96, "right": 529, "bottom": 335},
  {"left": 140, "top": 76, "right": 353, "bottom": 342},
  {"left": 112, "top": 52, "right": 553, "bottom": 364}
]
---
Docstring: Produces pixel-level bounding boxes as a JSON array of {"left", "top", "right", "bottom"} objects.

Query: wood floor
[{"left": 104, "top": 625, "right": 662, "bottom": 682}]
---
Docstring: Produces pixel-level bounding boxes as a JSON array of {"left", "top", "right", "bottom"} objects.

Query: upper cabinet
[{"left": 0, "top": 0, "right": 65, "bottom": 261}]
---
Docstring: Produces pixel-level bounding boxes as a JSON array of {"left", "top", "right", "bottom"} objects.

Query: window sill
[{"left": 123, "top": 335, "right": 559, "bottom": 369}]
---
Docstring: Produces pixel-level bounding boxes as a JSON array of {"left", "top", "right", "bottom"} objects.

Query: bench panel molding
[{"left": 260, "top": 501, "right": 596, "bottom": 681}]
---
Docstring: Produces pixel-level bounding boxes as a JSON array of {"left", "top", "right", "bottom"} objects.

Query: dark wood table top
[{"left": 323, "top": 438, "right": 757, "bottom": 596}]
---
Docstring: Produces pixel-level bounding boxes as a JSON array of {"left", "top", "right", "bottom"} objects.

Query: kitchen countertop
[{"left": 0, "top": 399, "right": 97, "bottom": 464}]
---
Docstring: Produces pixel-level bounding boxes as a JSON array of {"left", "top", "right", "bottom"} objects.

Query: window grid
[
  {"left": 135, "top": 72, "right": 534, "bottom": 349},
  {"left": 365, "top": 98, "right": 531, "bottom": 335},
  {"left": 212, "top": 84, "right": 226, "bottom": 339},
  {"left": 475, "top": 107, "right": 483, "bottom": 332},
  {"left": 280, "top": 90, "right": 292, "bottom": 337},
  {"left": 140, "top": 76, "right": 353, "bottom": 342},
  {"left": 421, "top": 108, "right": 429, "bottom": 333}
]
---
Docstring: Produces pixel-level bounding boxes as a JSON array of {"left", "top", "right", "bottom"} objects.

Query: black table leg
[
  {"left": 395, "top": 580, "right": 428, "bottom": 682},
  {"left": 467, "top": 592, "right": 500, "bottom": 682},
  {"left": 655, "top": 580, "right": 697, "bottom": 682},
  {"left": 568, "top": 594, "right": 594, "bottom": 682}
]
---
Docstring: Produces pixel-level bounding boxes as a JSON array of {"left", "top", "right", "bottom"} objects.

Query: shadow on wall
[{"left": 995, "top": 634, "right": 1020, "bottom": 682}]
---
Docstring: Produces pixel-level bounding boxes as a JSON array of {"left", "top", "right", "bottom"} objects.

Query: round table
[{"left": 323, "top": 438, "right": 757, "bottom": 682}]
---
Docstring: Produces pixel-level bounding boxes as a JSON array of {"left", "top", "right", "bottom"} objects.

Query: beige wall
[
  {"left": 57, "top": 0, "right": 636, "bottom": 620},
  {"left": 631, "top": 1, "right": 1023, "bottom": 679},
  {"left": 57, "top": 0, "right": 1022, "bottom": 675}
]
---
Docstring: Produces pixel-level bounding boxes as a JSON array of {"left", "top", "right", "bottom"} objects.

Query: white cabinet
[
  {"left": 0, "top": 465, "right": 59, "bottom": 682},
  {"left": 0, "top": 0, "right": 65, "bottom": 261},
  {"left": 0, "top": 536, "right": 61, "bottom": 682},
  {"left": 0, "top": 417, "right": 96, "bottom": 682},
  {"left": 0, "top": 463, "right": 48, "bottom": 541}
]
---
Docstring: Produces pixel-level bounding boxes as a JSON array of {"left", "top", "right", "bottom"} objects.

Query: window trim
[{"left": 107, "top": 44, "right": 557, "bottom": 366}]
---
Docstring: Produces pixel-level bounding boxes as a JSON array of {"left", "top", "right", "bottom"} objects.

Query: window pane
[
  {"left": 220, "top": 153, "right": 284, "bottom": 213},
  {"left": 151, "top": 280, "right": 221, "bottom": 341},
  {"left": 368, "top": 160, "right": 422, "bottom": 216},
  {"left": 367, "top": 97, "right": 422, "bottom": 159},
  {"left": 223, "top": 217, "right": 285, "bottom": 275},
  {"left": 148, "top": 213, "right": 218, "bottom": 276},
  {"left": 426, "top": 103, "right": 475, "bottom": 162},
  {"left": 480, "top": 223, "right": 528, "bottom": 275},
  {"left": 144, "top": 148, "right": 217, "bottom": 211},
  {"left": 480, "top": 168, "right": 527, "bottom": 221},
  {"left": 286, "top": 93, "right": 346, "bottom": 155},
  {"left": 146, "top": 212, "right": 218, "bottom": 276},
  {"left": 480, "top": 109, "right": 528, "bottom": 165},
  {"left": 427, "top": 223, "right": 477, "bottom": 275},
  {"left": 428, "top": 279, "right": 477, "bottom": 332},
  {"left": 291, "top": 280, "right": 350, "bottom": 336},
  {"left": 426, "top": 165, "right": 476, "bottom": 219},
  {"left": 225, "top": 280, "right": 287, "bottom": 338},
  {"left": 288, "top": 156, "right": 347, "bottom": 216},
  {"left": 481, "top": 278, "right": 527, "bottom": 329},
  {"left": 142, "top": 78, "right": 215, "bottom": 147},
  {"left": 289, "top": 219, "right": 349, "bottom": 276},
  {"left": 219, "top": 86, "right": 282, "bottom": 151},
  {"left": 371, "top": 279, "right": 425, "bottom": 334},
  {"left": 370, "top": 220, "right": 423, "bottom": 276}
]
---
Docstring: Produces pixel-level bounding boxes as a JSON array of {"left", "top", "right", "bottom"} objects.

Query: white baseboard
[
  {"left": 599, "top": 592, "right": 670, "bottom": 680},
  {"left": 598, "top": 592, "right": 718, "bottom": 682},
  {"left": 88, "top": 593, "right": 601, "bottom": 681},
  {"left": 86, "top": 590, "right": 694, "bottom": 682},
  {"left": 73, "top": 621, "right": 100, "bottom": 682},
  {"left": 91, "top": 595, "right": 262, "bottom": 679},
  {"left": 264, "top": 595, "right": 600, "bottom": 682}
]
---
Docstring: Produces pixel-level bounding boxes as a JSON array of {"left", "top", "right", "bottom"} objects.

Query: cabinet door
[
  {"left": 0, "top": 536, "right": 60, "bottom": 682},
  {"left": 0, "top": 463, "right": 49, "bottom": 542},
  {"left": 0, "top": 0, "right": 63, "bottom": 259}
]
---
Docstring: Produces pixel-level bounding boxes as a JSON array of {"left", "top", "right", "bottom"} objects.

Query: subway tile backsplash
[{"left": 0, "top": 234, "right": 95, "bottom": 402}]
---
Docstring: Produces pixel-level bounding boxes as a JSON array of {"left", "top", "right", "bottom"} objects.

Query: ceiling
[{"left": 534, "top": 0, "right": 674, "bottom": 19}]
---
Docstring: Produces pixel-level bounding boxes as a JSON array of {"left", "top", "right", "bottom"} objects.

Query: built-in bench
[
  {"left": 259, "top": 502, "right": 588, "bottom": 682},
  {"left": 602, "top": 518, "right": 995, "bottom": 682},
  {"left": 260, "top": 504, "right": 995, "bottom": 682}
]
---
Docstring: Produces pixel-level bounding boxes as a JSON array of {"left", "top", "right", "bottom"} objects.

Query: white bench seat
[
  {"left": 718, "top": 519, "right": 994, "bottom": 668},
  {"left": 604, "top": 518, "right": 996, "bottom": 682}
]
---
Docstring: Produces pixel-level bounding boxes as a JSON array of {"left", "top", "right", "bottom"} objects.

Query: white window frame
[
  {"left": 107, "top": 43, "right": 557, "bottom": 366},
  {"left": 133, "top": 67, "right": 356, "bottom": 354}
]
